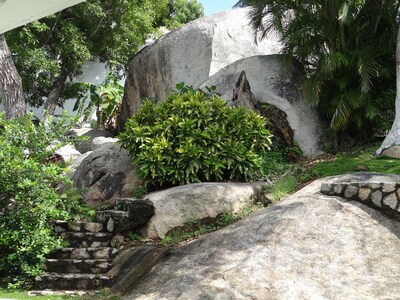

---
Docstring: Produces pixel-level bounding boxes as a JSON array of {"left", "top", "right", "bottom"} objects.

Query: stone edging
[{"left": 321, "top": 182, "right": 400, "bottom": 221}]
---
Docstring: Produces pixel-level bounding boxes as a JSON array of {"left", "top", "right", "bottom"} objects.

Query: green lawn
[
  {"left": 309, "top": 144, "right": 400, "bottom": 177},
  {"left": 0, "top": 289, "right": 119, "bottom": 300}
]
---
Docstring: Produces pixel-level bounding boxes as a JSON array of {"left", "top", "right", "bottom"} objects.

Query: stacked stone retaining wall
[{"left": 321, "top": 181, "right": 400, "bottom": 221}]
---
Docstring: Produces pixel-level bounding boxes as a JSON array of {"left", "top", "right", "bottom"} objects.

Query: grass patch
[
  {"left": 160, "top": 203, "right": 265, "bottom": 246},
  {"left": 264, "top": 173, "right": 298, "bottom": 202},
  {"left": 309, "top": 144, "right": 400, "bottom": 177},
  {"left": 0, "top": 288, "right": 119, "bottom": 300}
]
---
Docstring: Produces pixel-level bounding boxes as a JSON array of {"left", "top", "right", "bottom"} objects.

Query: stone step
[
  {"left": 114, "top": 198, "right": 142, "bottom": 211},
  {"left": 96, "top": 210, "right": 130, "bottom": 224},
  {"left": 97, "top": 199, "right": 155, "bottom": 232},
  {"left": 54, "top": 220, "right": 104, "bottom": 233},
  {"left": 96, "top": 210, "right": 130, "bottom": 232},
  {"left": 43, "top": 259, "right": 112, "bottom": 274},
  {"left": 48, "top": 247, "right": 118, "bottom": 260},
  {"left": 35, "top": 273, "right": 112, "bottom": 290},
  {"left": 60, "top": 232, "right": 113, "bottom": 248}
]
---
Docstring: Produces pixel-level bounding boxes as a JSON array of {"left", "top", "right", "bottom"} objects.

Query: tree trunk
[
  {"left": 376, "top": 25, "right": 400, "bottom": 154},
  {"left": 42, "top": 67, "right": 68, "bottom": 118},
  {"left": 0, "top": 34, "right": 25, "bottom": 120}
]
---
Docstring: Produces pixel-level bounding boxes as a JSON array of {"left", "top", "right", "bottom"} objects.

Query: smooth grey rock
[
  {"left": 344, "top": 185, "right": 358, "bottom": 198},
  {"left": 358, "top": 188, "right": 371, "bottom": 201},
  {"left": 320, "top": 183, "right": 331, "bottom": 194},
  {"left": 201, "top": 55, "right": 324, "bottom": 157},
  {"left": 333, "top": 184, "right": 343, "bottom": 195},
  {"left": 108, "top": 245, "right": 168, "bottom": 295},
  {"left": 119, "top": 8, "right": 282, "bottom": 127},
  {"left": 142, "top": 182, "right": 267, "bottom": 239},
  {"left": 91, "top": 136, "right": 119, "bottom": 151},
  {"left": 381, "top": 146, "right": 400, "bottom": 159},
  {"left": 371, "top": 190, "right": 383, "bottom": 207},
  {"left": 124, "top": 178, "right": 400, "bottom": 300},
  {"left": 54, "top": 144, "right": 81, "bottom": 163},
  {"left": 383, "top": 193, "right": 398, "bottom": 209},
  {"left": 72, "top": 143, "right": 141, "bottom": 205},
  {"left": 67, "top": 151, "right": 92, "bottom": 177},
  {"left": 65, "top": 128, "right": 114, "bottom": 154},
  {"left": 382, "top": 183, "right": 396, "bottom": 193}
]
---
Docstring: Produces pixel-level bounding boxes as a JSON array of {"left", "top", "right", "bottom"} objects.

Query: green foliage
[
  {"left": 119, "top": 84, "right": 272, "bottom": 187},
  {"left": 5, "top": 0, "right": 203, "bottom": 110},
  {"left": 0, "top": 113, "right": 86, "bottom": 287},
  {"left": 131, "top": 185, "right": 148, "bottom": 199},
  {"left": 154, "top": 0, "right": 204, "bottom": 29},
  {"left": 310, "top": 143, "right": 400, "bottom": 177},
  {"left": 237, "top": 0, "right": 399, "bottom": 141},
  {"left": 160, "top": 203, "right": 265, "bottom": 246},
  {"left": 73, "top": 72, "right": 124, "bottom": 131},
  {"left": 264, "top": 173, "right": 297, "bottom": 202},
  {"left": 0, "top": 287, "right": 120, "bottom": 300}
]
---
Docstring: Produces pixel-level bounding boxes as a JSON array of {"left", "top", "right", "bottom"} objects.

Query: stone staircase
[
  {"left": 34, "top": 220, "right": 118, "bottom": 290},
  {"left": 34, "top": 198, "right": 157, "bottom": 292}
]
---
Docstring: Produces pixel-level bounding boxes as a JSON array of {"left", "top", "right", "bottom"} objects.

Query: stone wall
[{"left": 321, "top": 181, "right": 400, "bottom": 220}]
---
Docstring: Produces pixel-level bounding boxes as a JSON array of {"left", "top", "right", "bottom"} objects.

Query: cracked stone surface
[{"left": 124, "top": 178, "right": 400, "bottom": 299}]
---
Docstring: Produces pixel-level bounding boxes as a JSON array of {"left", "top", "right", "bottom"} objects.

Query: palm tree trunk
[
  {"left": 0, "top": 34, "right": 25, "bottom": 120},
  {"left": 376, "top": 24, "right": 400, "bottom": 154}
]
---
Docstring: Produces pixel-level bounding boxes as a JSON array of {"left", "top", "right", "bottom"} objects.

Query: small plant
[
  {"left": 126, "top": 232, "right": 143, "bottom": 241},
  {"left": 160, "top": 203, "right": 266, "bottom": 246},
  {"left": 73, "top": 72, "right": 123, "bottom": 132},
  {"left": 131, "top": 185, "right": 147, "bottom": 199},
  {"left": 119, "top": 83, "right": 272, "bottom": 188},
  {"left": 264, "top": 173, "right": 298, "bottom": 202}
]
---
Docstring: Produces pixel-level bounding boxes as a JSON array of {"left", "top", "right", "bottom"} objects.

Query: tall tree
[
  {"left": 236, "top": 0, "right": 399, "bottom": 143},
  {"left": 376, "top": 25, "right": 400, "bottom": 154},
  {"left": 5, "top": 0, "right": 204, "bottom": 117},
  {"left": 0, "top": 34, "right": 25, "bottom": 119}
]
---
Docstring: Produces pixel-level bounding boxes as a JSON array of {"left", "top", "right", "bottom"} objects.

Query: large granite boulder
[
  {"left": 71, "top": 143, "right": 141, "bottom": 205},
  {"left": 124, "top": 177, "right": 400, "bottom": 299},
  {"left": 141, "top": 182, "right": 267, "bottom": 239},
  {"left": 202, "top": 55, "right": 324, "bottom": 156},
  {"left": 119, "top": 8, "right": 282, "bottom": 127}
]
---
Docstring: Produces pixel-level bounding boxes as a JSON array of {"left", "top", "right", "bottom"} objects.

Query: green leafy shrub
[
  {"left": 119, "top": 84, "right": 272, "bottom": 188},
  {"left": 0, "top": 113, "right": 86, "bottom": 287}
]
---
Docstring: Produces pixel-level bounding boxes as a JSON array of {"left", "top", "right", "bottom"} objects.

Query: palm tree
[
  {"left": 235, "top": 0, "right": 399, "bottom": 141},
  {"left": 376, "top": 25, "right": 400, "bottom": 154}
]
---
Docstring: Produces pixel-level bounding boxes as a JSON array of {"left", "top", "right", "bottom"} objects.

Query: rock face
[
  {"left": 72, "top": 143, "right": 141, "bottom": 205},
  {"left": 119, "top": 8, "right": 282, "bottom": 127},
  {"left": 202, "top": 55, "right": 324, "bottom": 156},
  {"left": 124, "top": 177, "right": 400, "bottom": 299},
  {"left": 232, "top": 71, "right": 298, "bottom": 159},
  {"left": 141, "top": 182, "right": 267, "bottom": 239},
  {"left": 65, "top": 128, "right": 114, "bottom": 154},
  {"left": 381, "top": 145, "right": 400, "bottom": 159}
]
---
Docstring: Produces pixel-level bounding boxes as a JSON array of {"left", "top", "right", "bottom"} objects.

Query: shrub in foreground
[
  {"left": 119, "top": 85, "right": 273, "bottom": 188},
  {"left": 0, "top": 114, "right": 86, "bottom": 288}
]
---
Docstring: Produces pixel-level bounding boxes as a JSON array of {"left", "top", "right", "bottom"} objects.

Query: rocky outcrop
[
  {"left": 119, "top": 8, "right": 282, "bottom": 127},
  {"left": 202, "top": 56, "right": 324, "bottom": 156},
  {"left": 141, "top": 182, "right": 267, "bottom": 239},
  {"left": 381, "top": 145, "right": 400, "bottom": 159},
  {"left": 65, "top": 128, "right": 114, "bottom": 154},
  {"left": 71, "top": 143, "right": 141, "bottom": 205},
  {"left": 124, "top": 177, "right": 400, "bottom": 299},
  {"left": 232, "top": 71, "right": 298, "bottom": 159}
]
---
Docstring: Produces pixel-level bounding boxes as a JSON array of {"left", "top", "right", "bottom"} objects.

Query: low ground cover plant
[
  {"left": 119, "top": 84, "right": 273, "bottom": 188},
  {"left": 0, "top": 113, "right": 88, "bottom": 288}
]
